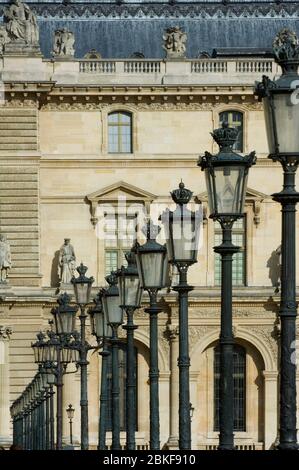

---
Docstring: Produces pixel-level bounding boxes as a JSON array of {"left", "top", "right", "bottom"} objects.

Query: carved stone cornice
[
  {"left": 0, "top": 3, "right": 297, "bottom": 20},
  {"left": 0, "top": 99, "right": 38, "bottom": 108},
  {"left": 40, "top": 99, "right": 261, "bottom": 112},
  {"left": 41, "top": 100, "right": 215, "bottom": 111},
  {"left": 0, "top": 326, "right": 12, "bottom": 340}
]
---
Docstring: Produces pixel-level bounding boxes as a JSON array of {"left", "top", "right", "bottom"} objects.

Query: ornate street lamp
[
  {"left": 255, "top": 28, "right": 299, "bottom": 451},
  {"left": 71, "top": 263, "right": 94, "bottom": 450},
  {"left": 88, "top": 291, "right": 112, "bottom": 450},
  {"left": 117, "top": 249, "right": 142, "bottom": 450},
  {"left": 32, "top": 330, "right": 65, "bottom": 451},
  {"left": 134, "top": 220, "right": 168, "bottom": 450},
  {"left": 198, "top": 122, "right": 256, "bottom": 450},
  {"left": 101, "top": 272, "right": 124, "bottom": 450},
  {"left": 51, "top": 292, "right": 77, "bottom": 337},
  {"left": 161, "top": 181, "right": 201, "bottom": 450},
  {"left": 66, "top": 404, "right": 75, "bottom": 445},
  {"left": 33, "top": 301, "right": 79, "bottom": 451}
]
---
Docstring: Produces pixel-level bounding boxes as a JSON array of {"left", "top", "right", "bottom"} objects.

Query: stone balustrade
[
  {"left": 0, "top": 56, "right": 279, "bottom": 86},
  {"left": 79, "top": 58, "right": 277, "bottom": 76}
]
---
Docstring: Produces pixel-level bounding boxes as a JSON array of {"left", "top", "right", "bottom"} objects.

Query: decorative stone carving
[
  {"left": 0, "top": 99, "right": 37, "bottom": 108},
  {"left": 58, "top": 238, "right": 76, "bottom": 285},
  {"left": 0, "top": 235, "right": 12, "bottom": 284},
  {"left": 0, "top": 326, "right": 12, "bottom": 339},
  {"left": 84, "top": 49, "right": 101, "bottom": 59},
  {"left": 53, "top": 28, "right": 75, "bottom": 57},
  {"left": 0, "top": 4, "right": 296, "bottom": 21},
  {"left": 163, "top": 26, "right": 187, "bottom": 59},
  {"left": 243, "top": 102, "right": 264, "bottom": 111},
  {"left": 0, "top": 25, "right": 9, "bottom": 54},
  {"left": 189, "top": 325, "right": 218, "bottom": 352},
  {"left": 159, "top": 326, "right": 170, "bottom": 357},
  {"left": 2, "top": 0, "right": 40, "bottom": 54},
  {"left": 41, "top": 101, "right": 215, "bottom": 112},
  {"left": 273, "top": 28, "right": 299, "bottom": 63},
  {"left": 3, "top": 0, "right": 39, "bottom": 43},
  {"left": 166, "top": 324, "right": 179, "bottom": 341},
  {"left": 250, "top": 326, "right": 279, "bottom": 362}
]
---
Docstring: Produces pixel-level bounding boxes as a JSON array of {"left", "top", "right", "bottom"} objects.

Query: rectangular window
[
  {"left": 104, "top": 214, "right": 137, "bottom": 276},
  {"left": 214, "top": 217, "right": 246, "bottom": 286},
  {"left": 219, "top": 111, "right": 243, "bottom": 153},
  {"left": 108, "top": 112, "right": 132, "bottom": 154},
  {"left": 214, "top": 345, "right": 246, "bottom": 432}
]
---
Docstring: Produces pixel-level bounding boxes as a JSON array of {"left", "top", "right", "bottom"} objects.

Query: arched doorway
[{"left": 194, "top": 338, "right": 265, "bottom": 450}]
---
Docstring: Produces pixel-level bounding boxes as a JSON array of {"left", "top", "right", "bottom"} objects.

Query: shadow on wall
[
  {"left": 51, "top": 250, "right": 60, "bottom": 287},
  {"left": 267, "top": 245, "right": 281, "bottom": 293}
]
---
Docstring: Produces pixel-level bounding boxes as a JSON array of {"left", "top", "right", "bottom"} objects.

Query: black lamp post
[
  {"left": 44, "top": 369, "right": 56, "bottom": 450},
  {"left": 88, "top": 291, "right": 112, "bottom": 450},
  {"left": 117, "top": 249, "right": 142, "bottom": 450},
  {"left": 66, "top": 404, "right": 75, "bottom": 445},
  {"left": 40, "top": 369, "right": 51, "bottom": 450},
  {"left": 32, "top": 295, "right": 78, "bottom": 450},
  {"left": 134, "top": 220, "right": 168, "bottom": 450},
  {"left": 255, "top": 28, "right": 299, "bottom": 451},
  {"left": 161, "top": 182, "right": 201, "bottom": 450},
  {"left": 32, "top": 331, "right": 67, "bottom": 451},
  {"left": 101, "top": 272, "right": 124, "bottom": 450},
  {"left": 50, "top": 293, "right": 79, "bottom": 450},
  {"left": 198, "top": 122, "right": 256, "bottom": 450},
  {"left": 71, "top": 263, "right": 95, "bottom": 450}
]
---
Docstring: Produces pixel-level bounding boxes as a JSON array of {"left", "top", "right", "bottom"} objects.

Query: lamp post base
[{"left": 276, "top": 443, "right": 299, "bottom": 451}]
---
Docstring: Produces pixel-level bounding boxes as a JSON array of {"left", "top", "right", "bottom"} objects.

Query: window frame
[
  {"left": 219, "top": 110, "right": 244, "bottom": 153},
  {"left": 213, "top": 344, "right": 247, "bottom": 432},
  {"left": 104, "top": 212, "right": 138, "bottom": 276},
  {"left": 214, "top": 215, "right": 247, "bottom": 287},
  {"left": 108, "top": 111, "right": 133, "bottom": 154}
]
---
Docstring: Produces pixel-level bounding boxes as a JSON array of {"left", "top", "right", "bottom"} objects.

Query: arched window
[
  {"left": 106, "top": 343, "right": 138, "bottom": 431},
  {"left": 108, "top": 111, "right": 132, "bottom": 153},
  {"left": 214, "top": 344, "right": 246, "bottom": 432},
  {"left": 219, "top": 111, "right": 244, "bottom": 152}
]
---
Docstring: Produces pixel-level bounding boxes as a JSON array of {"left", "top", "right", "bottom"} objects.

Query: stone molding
[
  {"left": 40, "top": 100, "right": 262, "bottom": 112},
  {"left": 0, "top": 3, "right": 297, "bottom": 20}
]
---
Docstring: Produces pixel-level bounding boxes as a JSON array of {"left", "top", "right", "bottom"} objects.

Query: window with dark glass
[
  {"left": 214, "top": 217, "right": 246, "bottom": 287},
  {"left": 214, "top": 344, "right": 246, "bottom": 432},
  {"left": 108, "top": 111, "right": 132, "bottom": 153},
  {"left": 106, "top": 343, "right": 138, "bottom": 432},
  {"left": 219, "top": 111, "right": 244, "bottom": 152}
]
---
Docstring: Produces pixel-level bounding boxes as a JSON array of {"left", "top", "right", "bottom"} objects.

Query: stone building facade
[{"left": 0, "top": 0, "right": 298, "bottom": 450}]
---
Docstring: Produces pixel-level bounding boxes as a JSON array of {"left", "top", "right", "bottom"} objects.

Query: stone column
[
  {"left": 262, "top": 370, "right": 278, "bottom": 450},
  {"left": 0, "top": 326, "right": 12, "bottom": 447},
  {"left": 166, "top": 325, "right": 179, "bottom": 449}
]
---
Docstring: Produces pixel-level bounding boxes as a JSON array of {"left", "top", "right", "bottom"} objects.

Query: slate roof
[{"left": 0, "top": 1, "right": 298, "bottom": 58}]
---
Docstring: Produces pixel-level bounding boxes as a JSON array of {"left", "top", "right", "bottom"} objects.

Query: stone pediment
[
  {"left": 87, "top": 181, "right": 156, "bottom": 203},
  {"left": 195, "top": 187, "right": 269, "bottom": 226},
  {"left": 86, "top": 181, "right": 156, "bottom": 226}
]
